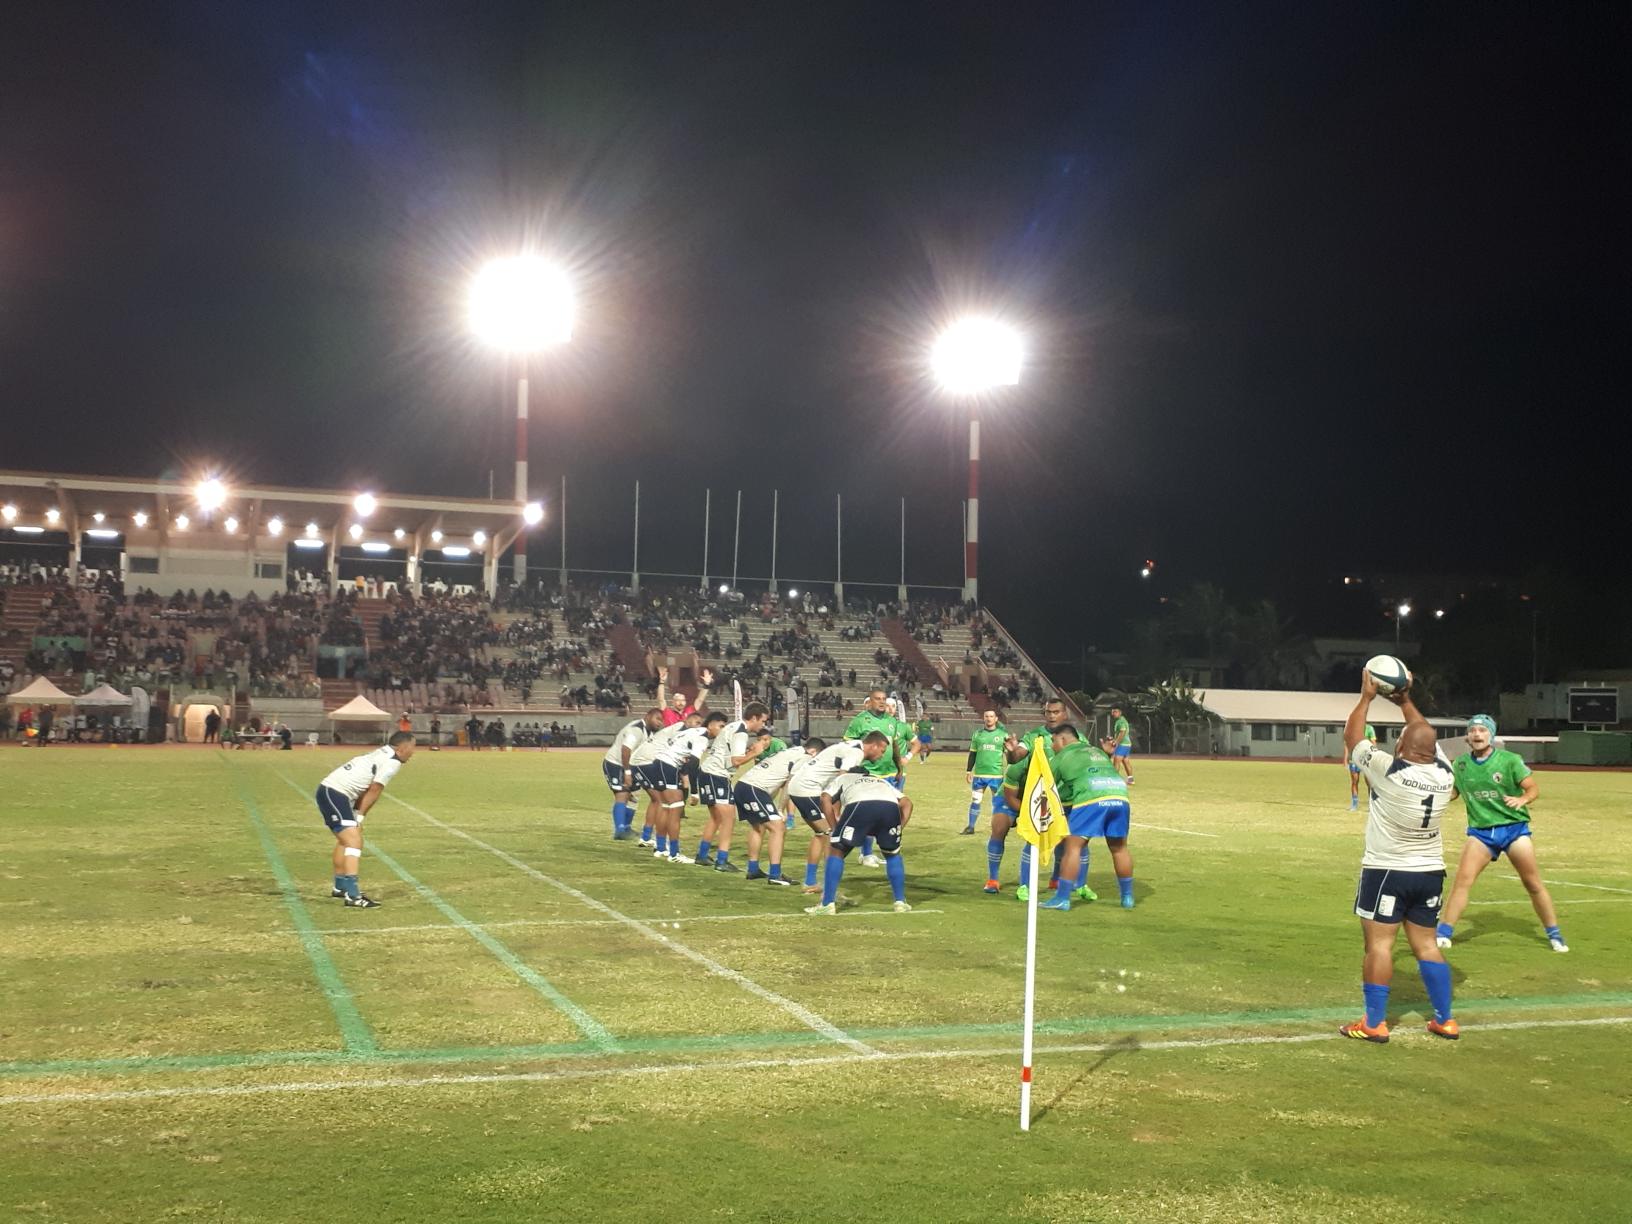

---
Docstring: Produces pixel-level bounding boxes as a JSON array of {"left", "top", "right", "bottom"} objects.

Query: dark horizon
[{"left": 3, "top": 1, "right": 1626, "bottom": 670}]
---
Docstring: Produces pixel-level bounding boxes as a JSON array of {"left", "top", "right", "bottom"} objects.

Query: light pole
[
  {"left": 1395, "top": 602, "right": 1411, "bottom": 648},
  {"left": 931, "top": 317, "right": 1021, "bottom": 604},
  {"left": 468, "top": 255, "right": 574, "bottom": 587}
]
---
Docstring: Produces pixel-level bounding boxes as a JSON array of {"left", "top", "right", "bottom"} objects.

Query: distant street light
[
  {"left": 931, "top": 316, "right": 1023, "bottom": 603},
  {"left": 469, "top": 255, "right": 575, "bottom": 587},
  {"left": 1395, "top": 602, "right": 1412, "bottom": 647}
]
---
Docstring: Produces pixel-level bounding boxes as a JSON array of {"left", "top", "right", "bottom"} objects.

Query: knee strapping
[
  {"left": 662, "top": 801, "right": 685, "bottom": 810},
  {"left": 342, "top": 846, "right": 362, "bottom": 859}
]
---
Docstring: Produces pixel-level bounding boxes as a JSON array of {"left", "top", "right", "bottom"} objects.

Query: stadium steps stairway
[
  {"left": 353, "top": 598, "right": 390, "bottom": 653},
  {"left": 1, "top": 586, "right": 59, "bottom": 692},
  {"left": 607, "top": 618, "right": 649, "bottom": 681},
  {"left": 319, "top": 677, "right": 361, "bottom": 712}
]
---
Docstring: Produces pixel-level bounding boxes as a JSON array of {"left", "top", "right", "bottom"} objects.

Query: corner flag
[
  {"left": 1016, "top": 736, "right": 1065, "bottom": 1132},
  {"left": 1016, "top": 740, "right": 1065, "bottom": 862}
]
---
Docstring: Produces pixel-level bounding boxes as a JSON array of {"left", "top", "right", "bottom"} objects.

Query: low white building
[{"left": 1198, "top": 689, "right": 1465, "bottom": 759}]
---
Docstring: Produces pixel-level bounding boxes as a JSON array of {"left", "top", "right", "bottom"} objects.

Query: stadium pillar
[
  {"left": 964, "top": 415, "right": 979, "bottom": 603},
  {"left": 513, "top": 362, "right": 529, "bottom": 587},
  {"left": 833, "top": 493, "right": 844, "bottom": 601},
  {"left": 558, "top": 473, "right": 568, "bottom": 589}
]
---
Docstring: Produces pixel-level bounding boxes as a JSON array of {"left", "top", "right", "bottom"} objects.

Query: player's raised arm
[
  {"left": 695, "top": 668, "right": 713, "bottom": 711},
  {"left": 656, "top": 666, "right": 669, "bottom": 710},
  {"left": 1344, "top": 670, "right": 1379, "bottom": 756}
]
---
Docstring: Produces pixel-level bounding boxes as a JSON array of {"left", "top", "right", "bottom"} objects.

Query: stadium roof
[
  {"left": 0, "top": 469, "right": 529, "bottom": 554},
  {"left": 1197, "top": 689, "right": 1464, "bottom": 726}
]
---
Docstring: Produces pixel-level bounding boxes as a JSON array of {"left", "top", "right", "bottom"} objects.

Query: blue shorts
[
  {"left": 832, "top": 799, "right": 903, "bottom": 856},
  {"left": 639, "top": 760, "right": 681, "bottom": 791},
  {"left": 316, "top": 785, "right": 358, "bottom": 832},
  {"left": 789, "top": 794, "right": 827, "bottom": 826},
  {"left": 991, "top": 794, "right": 1017, "bottom": 819},
  {"left": 733, "top": 782, "right": 780, "bottom": 825},
  {"left": 1349, "top": 764, "right": 1361, "bottom": 775},
  {"left": 602, "top": 760, "right": 633, "bottom": 793},
  {"left": 699, "top": 772, "right": 735, "bottom": 807},
  {"left": 916, "top": 733, "right": 933, "bottom": 745},
  {"left": 886, "top": 775, "right": 904, "bottom": 792},
  {"left": 1113, "top": 745, "right": 1131, "bottom": 758},
  {"left": 1469, "top": 822, "right": 1532, "bottom": 860},
  {"left": 970, "top": 775, "right": 1003, "bottom": 793},
  {"left": 1355, "top": 867, "right": 1444, "bottom": 925},
  {"left": 1066, "top": 799, "right": 1131, "bottom": 840}
]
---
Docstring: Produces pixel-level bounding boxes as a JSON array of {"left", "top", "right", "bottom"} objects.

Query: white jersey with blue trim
[
  {"left": 740, "top": 745, "right": 811, "bottom": 791},
  {"left": 787, "top": 741, "right": 865, "bottom": 798},
  {"left": 602, "top": 718, "right": 648, "bottom": 767},
  {"left": 320, "top": 746, "right": 404, "bottom": 803},
  {"left": 1350, "top": 739, "right": 1454, "bottom": 871},
  {"left": 629, "top": 721, "right": 685, "bottom": 767},
  {"left": 655, "top": 725, "right": 712, "bottom": 767},
  {"left": 823, "top": 771, "right": 902, "bottom": 807},
  {"left": 700, "top": 719, "right": 751, "bottom": 778}
]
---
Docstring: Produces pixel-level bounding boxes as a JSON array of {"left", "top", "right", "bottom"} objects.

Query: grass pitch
[{"left": 2, "top": 745, "right": 1629, "bottom": 1223}]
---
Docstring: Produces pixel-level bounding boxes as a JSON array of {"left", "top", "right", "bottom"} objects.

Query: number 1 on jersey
[{"left": 1420, "top": 795, "right": 1435, "bottom": 828}]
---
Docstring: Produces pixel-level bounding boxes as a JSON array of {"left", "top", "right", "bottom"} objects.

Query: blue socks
[
  {"left": 804, "top": 861, "right": 818, "bottom": 888},
  {"left": 1018, "top": 843, "right": 1032, "bottom": 885},
  {"left": 641, "top": 822, "right": 654, "bottom": 841},
  {"left": 611, "top": 801, "right": 627, "bottom": 834},
  {"left": 333, "top": 874, "right": 345, "bottom": 892},
  {"left": 671, "top": 838, "right": 684, "bottom": 858},
  {"left": 337, "top": 873, "right": 359, "bottom": 900},
  {"left": 821, "top": 855, "right": 845, "bottom": 905},
  {"left": 696, "top": 839, "right": 712, "bottom": 861},
  {"left": 884, "top": 855, "right": 906, "bottom": 902},
  {"left": 1117, "top": 876, "right": 1134, "bottom": 906},
  {"left": 769, "top": 863, "right": 783, "bottom": 880},
  {"left": 1545, "top": 924, "right": 1563, "bottom": 941},
  {"left": 1436, "top": 922, "right": 1454, "bottom": 941},
  {"left": 655, "top": 835, "right": 668, "bottom": 855},
  {"left": 1417, "top": 959, "right": 1453, "bottom": 1023},
  {"left": 1363, "top": 982, "right": 1390, "bottom": 1028},
  {"left": 986, "top": 838, "right": 1004, "bottom": 880},
  {"left": 966, "top": 793, "right": 981, "bottom": 830},
  {"left": 861, "top": 837, "right": 875, "bottom": 856},
  {"left": 1077, "top": 852, "right": 1091, "bottom": 888},
  {"left": 715, "top": 849, "right": 730, "bottom": 867}
]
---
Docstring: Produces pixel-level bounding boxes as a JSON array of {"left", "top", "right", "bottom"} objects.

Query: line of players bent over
[{"left": 307, "top": 669, "right": 1571, "bottom": 1046}]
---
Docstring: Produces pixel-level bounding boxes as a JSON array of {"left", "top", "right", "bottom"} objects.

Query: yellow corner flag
[{"left": 1016, "top": 739, "right": 1065, "bottom": 862}]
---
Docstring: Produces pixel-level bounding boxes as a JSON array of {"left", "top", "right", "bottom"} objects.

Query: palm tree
[{"left": 1174, "top": 582, "right": 1235, "bottom": 671}]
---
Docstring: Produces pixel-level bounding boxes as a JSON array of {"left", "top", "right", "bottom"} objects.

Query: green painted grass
[{"left": 1, "top": 745, "right": 1628, "bottom": 1222}]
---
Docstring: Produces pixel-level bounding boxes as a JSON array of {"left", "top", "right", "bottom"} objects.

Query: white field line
[
  {"left": 305, "top": 909, "right": 946, "bottom": 938},
  {"left": 1543, "top": 878, "right": 1632, "bottom": 896},
  {"left": 385, "top": 794, "right": 879, "bottom": 1057},
  {"left": 1135, "top": 821, "right": 1220, "bottom": 839},
  {"left": 1467, "top": 897, "right": 1631, "bottom": 907},
  {"left": 3, "top": 1014, "right": 1625, "bottom": 1108},
  {"left": 272, "top": 772, "right": 615, "bottom": 1050}
]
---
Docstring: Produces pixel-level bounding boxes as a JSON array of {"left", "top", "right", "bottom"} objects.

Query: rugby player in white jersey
[
  {"left": 602, "top": 708, "right": 665, "bottom": 842},
  {"left": 786, "top": 736, "right": 868, "bottom": 893},
  {"left": 1340, "top": 670, "right": 1459, "bottom": 1043},
  {"left": 651, "top": 712, "right": 719, "bottom": 863},
  {"left": 314, "top": 731, "right": 416, "bottom": 908},
  {"left": 805, "top": 732, "right": 915, "bottom": 915},
  {"left": 629, "top": 712, "right": 703, "bottom": 855},
  {"left": 734, "top": 736, "right": 825, "bottom": 886},
  {"left": 692, "top": 702, "right": 771, "bottom": 871}
]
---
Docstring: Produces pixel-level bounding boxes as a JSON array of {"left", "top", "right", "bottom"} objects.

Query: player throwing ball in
[
  {"left": 1436, "top": 715, "right": 1567, "bottom": 953},
  {"left": 315, "top": 731, "right": 416, "bottom": 908},
  {"left": 1340, "top": 671, "right": 1458, "bottom": 1043}
]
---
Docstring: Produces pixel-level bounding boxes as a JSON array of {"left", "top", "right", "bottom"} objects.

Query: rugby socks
[
  {"left": 695, "top": 839, "right": 712, "bottom": 862},
  {"left": 885, "top": 855, "right": 906, "bottom": 903},
  {"left": 1417, "top": 960, "right": 1453, "bottom": 1023},
  {"left": 1362, "top": 982, "right": 1390, "bottom": 1028},
  {"left": 338, "top": 874, "right": 359, "bottom": 900},
  {"left": 1077, "top": 850, "right": 1091, "bottom": 888},
  {"left": 1053, "top": 877, "right": 1072, "bottom": 903},
  {"left": 1018, "top": 843, "right": 1032, "bottom": 885},
  {"left": 655, "top": 835, "right": 669, "bottom": 855},
  {"left": 966, "top": 792, "right": 981, "bottom": 830},
  {"left": 641, "top": 820, "right": 655, "bottom": 842},
  {"left": 1436, "top": 922, "right": 1454, "bottom": 942},
  {"left": 804, "top": 861, "right": 819, "bottom": 888},
  {"left": 333, "top": 874, "right": 345, "bottom": 893},
  {"left": 611, "top": 801, "right": 625, "bottom": 834},
  {"left": 1117, "top": 876, "right": 1134, "bottom": 906},
  {"left": 768, "top": 862, "right": 783, "bottom": 880},
  {"left": 714, "top": 849, "right": 730, "bottom": 867},
  {"left": 986, "top": 838, "right": 1005, "bottom": 881},
  {"left": 861, "top": 837, "right": 875, "bottom": 856},
  {"left": 670, "top": 838, "right": 685, "bottom": 858},
  {"left": 1545, "top": 924, "right": 1564, "bottom": 943},
  {"left": 821, "top": 855, "right": 845, "bottom": 906}
]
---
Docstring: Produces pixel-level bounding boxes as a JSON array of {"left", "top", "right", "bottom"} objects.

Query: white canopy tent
[
  {"left": 6, "top": 676, "right": 75, "bottom": 706},
  {"left": 328, "top": 694, "right": 394, "bottom": 746},
  {"left": 74, "top": 684, "right": 133, "bottom": 708}
]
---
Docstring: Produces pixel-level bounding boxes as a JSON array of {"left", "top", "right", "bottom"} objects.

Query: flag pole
[{"left": 1020, "top": 842, "right": 1039, "bottom": 1130}]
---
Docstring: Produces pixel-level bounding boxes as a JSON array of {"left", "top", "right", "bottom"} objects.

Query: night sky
[{"left": 3, "top": 1, "right": 1625, "bottom": 662}]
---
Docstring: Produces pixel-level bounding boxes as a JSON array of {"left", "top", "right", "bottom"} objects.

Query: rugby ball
[{"left": 1364, "top": 654, "right": 1411, "bottom": 696}]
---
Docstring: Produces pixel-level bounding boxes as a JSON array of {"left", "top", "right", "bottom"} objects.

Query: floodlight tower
[
  {"left": 468, "top": 255, "right": 574, "bottom": 586},
  {"left": 930, "top": 317, "right": 1022, "bottom": 604}
]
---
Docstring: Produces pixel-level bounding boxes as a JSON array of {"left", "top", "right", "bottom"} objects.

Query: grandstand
[{"left": 1, "top": 470, "right": 1059, "bottom": 744}]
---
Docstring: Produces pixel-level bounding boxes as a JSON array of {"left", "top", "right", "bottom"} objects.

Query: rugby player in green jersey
[
  {"left": 1107, "top": 704, "right": 1135, "bottom": 785},
  {"left": 965, "top": 709, "right": 1008, "bottom": 835},
  {"left": 913, "top": 714, "right": 934, "bottom": 763},
  {"left": 844, "top": 689, "right": 906, "bottom": 866},
  {"left": 1042, "top": 726, "right": 1131, "bottom": 911},
  {"left": 1436, "top": 715, "right": 1566, "bottom": 953},
  {"left": 1348, "top": 722, "right": 1377, "bottom": 810}
]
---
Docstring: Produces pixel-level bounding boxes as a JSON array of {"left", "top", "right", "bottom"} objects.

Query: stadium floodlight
[
  {"left": 132, "top": 511, "right": 148, "bottom": 528},
  {"left": 523, "top": 501, "right": 544, "bottom": 525},
  {"left": 1397, "top": 603, "right": 1412, "bottom": 618},
  {"left": 1, "top": 504, "right": 16, "bottom": 522},
  {"left": 86, "top": 528, "right": 120, "bottom": 540},
  {"left": 472, "top": 530, "right": 487, "bottom": 547},
  {"left": 267, "top": 517, "right": 284, "bottom": 536},
  {"left": 360, "top": 541, "right": 390, "bottom": 554},
  {"left": 348, "top": 523, "right": 363, "bottom": 541},
  {"left": 441, "top": 545, "right": 471, "bottom": 558},
  {"left": 45, "top": 507, "right": 60, "bottom": 524},
  {"left": 92, "top": 511, "right": 105, "bottom": 523},
  {"left": 354, "top": 492, "right": 377, "bottom": 517},
  {"left": 305, "top": 522, "right": 320, "bottom": 537},
  {"left": 175, "top": 514, "right": 190, "bottom": 530},
  {"left": 13, "top": 525, "right": 44, "bottom": 534},
  {"left": 431, "top": 529, "right": 444, "bottom": 543},
  {"left": 931, "top": 317, "right": 1022, "bottom": 395},
  {"left": 719, "top": 583, "right": 730, "bottom": 594},
  {"left": 787, "top": 588, "right": 799, "bottom": 599},
  {"left": 1140, "top": 566, "right": 1151, "bottom": 578},
  {"left": 393, "top": 527, "right": 406, "bottom": 540},
  {"left": 1434, "top": 608, "right": 1445, "bottom": 619},
  {"left": 224, "top": 516, "right": 239, "bottom": 534},
  {"left": 293, "top": 539, "right": 324, "bottom": 551},
  {"left": 469, "top": 256, "right": 575, "bottom": 353},
  {"left": 195, "top": 479, "right": 227, "bottom": 512}
]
